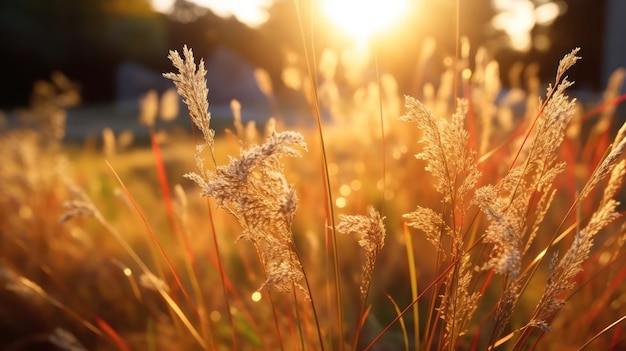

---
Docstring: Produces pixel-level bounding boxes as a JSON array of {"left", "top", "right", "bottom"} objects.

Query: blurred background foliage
[{"left": 0, "top": 0, "right": 609, "bottom": 109}]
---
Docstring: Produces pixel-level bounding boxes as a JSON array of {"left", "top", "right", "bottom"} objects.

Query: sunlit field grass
[{"left": 2, "top": 27, "right": 626, "bottom": 351}]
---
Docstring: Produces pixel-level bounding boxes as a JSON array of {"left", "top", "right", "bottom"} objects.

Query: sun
[{"left": 321, "top": 0, "right": 409, "bottom": 43}]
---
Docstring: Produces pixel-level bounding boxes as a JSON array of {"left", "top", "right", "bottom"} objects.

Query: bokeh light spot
[
  {"left": 339, "top": 184, "right": 352, "bottom": 197},
  {"left": 210, "top": 310, "right": 221, "bottom": 322},
  {"left": 336, "top": 197, "right": 347, "bottom": 208}
]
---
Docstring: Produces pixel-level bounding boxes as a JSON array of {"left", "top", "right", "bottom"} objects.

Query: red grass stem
[{"left": 205, "top": 200, "right": 238, "bottom": 350}]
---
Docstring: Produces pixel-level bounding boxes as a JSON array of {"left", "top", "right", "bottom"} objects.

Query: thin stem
[
  {"left": 293, "top": 288, "right": 306, "bottom": 351},
  {"left": 577, "top": 314, "right": 626, "bottom": 351},
  {"left": 294, "top": 1, "right": 343, "bottom": 348},
  {"left": 364, "top": 234, "right": 486, "bottom": 351},
  {"left": 105, "top": 161, "right": 208, "bottom": 349},
  {"left": 374, "top": 42, "right": 386, "bottom": 216},
  {"left": 266, "top": 288, "right": 286, "bottom": 351},
  {"left": 402, "top": 221, "right": 421, "bottom": 349},
  {"left": 205, "top": 200, "right": 236, "bottom": 350},
  {"left": 453, "top": 0, "right": 460, "bottom": 105},
  {"left": 292, "top": 243, "right": 326, "bottom": 351},
  {"left": 366, "top": 257, "right": 455, "bottom": 351},
  {"left": 349, "top": 42, "right": 388, "bottom": 351},
  {"left": 148, "top": 125, "right": 213, "bottom": 346}
]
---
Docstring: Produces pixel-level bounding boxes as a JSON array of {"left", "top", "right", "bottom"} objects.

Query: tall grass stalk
[
  {"left": 145, "top": 118, "right": 215, "bottom": 348},
  {"left": 386, "top": 294, "right": 409, "bottom": 351},
  {"left": 103, "top": 161, "right": 208, "bottom": 349},
  {"left": 345, "top": 43, "right": 389, "bottom": 351},
  {"left": 294, "top": 0, "right": 342, "bottom": 348},
  {"left": 162, "top": 45, "right": 243, "bottom": 349},
  {"left": 205, "top": 200, "right": 237, "bottom": 350},
  {"left": 577, "top": 314, "right": 626, "bottom": 350},
  {"left": 402, "top": 220, "right": 421, "bottom": 349}
]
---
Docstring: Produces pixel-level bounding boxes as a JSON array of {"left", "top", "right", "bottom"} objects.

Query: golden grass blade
[
  {"left": 386, "top": 294, "right": 410, "bottom": 351},
  {"left": 105, "top": 160, "right": 201, "bottom": 318},
  {"left": 492, "top": 328, "right": 518, "bottom": 350},
  {"left": 205, "top": 199, "right": 238, "bottom": 350},
  {"left": 402, "top": 221, "right": 421, "bottom": 349},
  {"left": 576, "top": 314, "right": 626, "bottom": 351},
  {"left": 294, "top": 1, "right": 339, "bottom": 349},
  {"left": 104, "top": 160, "right": 208, "bottom": 349},
  {"left": 8, "top": 277, "right": 103, "bottom": 338},
  {"left": 158, "top": 282, "right": 208, "bottom": 350}
]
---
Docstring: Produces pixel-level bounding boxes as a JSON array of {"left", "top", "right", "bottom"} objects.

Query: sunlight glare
[
  {"left": 534, "top": 2, "right": 560, "bottom": 25},
  {"left": 491, "top": 1, "right": 535, "bottom": 51},
  {"left": 322, "top": 0, "right": 409, "bottom": 43},
  {"left": 491, "top": 0, "right": 565, "bottom": 52},
  {"left": 151, "top": 0, "right": 175, "bottom": 13}
]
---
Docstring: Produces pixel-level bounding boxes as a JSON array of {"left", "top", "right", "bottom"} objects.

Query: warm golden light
[
  {"left": 490, "top": 0, "right": 566, "bottom": 51},
  {"left": 322, "top": 0, "right": 409, "bottom": 43}
]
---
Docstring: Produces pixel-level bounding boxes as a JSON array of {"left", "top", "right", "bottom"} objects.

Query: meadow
[{"left": 1, "top": 32, "right": 626, "bottom": 351}]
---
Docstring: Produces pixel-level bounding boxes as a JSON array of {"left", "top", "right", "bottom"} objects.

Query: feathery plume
[
  {"left": 139, "top": 90, "right": 158, "bottom": 127},
  {"left": 401, "top": 98, "right": 480, "bottom": 207},
  {"left": 403, "top": 205, "right": 448, "bottom": 256},
  {"left": 59, "top": 184, "right": 99, "bottom": 223},
  {"left": 438, "top": 255, "right": 481, "bottom": 346},
  {"left": 186, "top": 131, "right": 308, "bottom": 295},
  {"left": 336, "top": 206, "right": 386, "bottom": 297},
  {"left": 580, "top": 122, "right": 626, "bottom": 201},
  {"left": 473, "top": 48, "right": 580, "bottom": 277},
  {"left": 166, "top": 45, "right": 309, "bottom": 295},
  {"left": 555, "top": 48, "right": 581, "bottom": 82},
  {"left": 163, "top": 45, "right": 215, "bottom": 165},
  {"left": 531, "top": 199, "right": 621, "bottom": 331}
]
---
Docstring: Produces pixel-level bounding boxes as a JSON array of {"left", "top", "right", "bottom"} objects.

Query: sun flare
[{"left": 322, "top": 0, "right": 409, "bottom": 43}]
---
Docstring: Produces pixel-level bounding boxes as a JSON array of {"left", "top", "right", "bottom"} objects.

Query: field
[{"left": 1, "top": 40, "right": 626, "bottom": 351}]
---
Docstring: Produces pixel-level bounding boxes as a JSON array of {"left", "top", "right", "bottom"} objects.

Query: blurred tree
[
  {"left": 0, "top": 0, "right": 277, "bottom": 108},
  {"left": 214, "top": 15, "right": 286, "bottom": 93},
  {"left": 487, "top": 0, "right": 606, "bottom": 91},
  {"left": 0, "top": 0, "right": 606, "bottom": 109},
  {"left": 0, "top": 0, "right": 166, "bottom": 107}
]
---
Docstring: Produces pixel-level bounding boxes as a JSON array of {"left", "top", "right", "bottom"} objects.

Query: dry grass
[{"left": 1, "top": 36, "right": 626, "bottom": 351}]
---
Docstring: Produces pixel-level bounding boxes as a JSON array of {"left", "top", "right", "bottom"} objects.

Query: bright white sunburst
[{"left": 322, "top": 0, "right": 409, "bottom": 43}]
